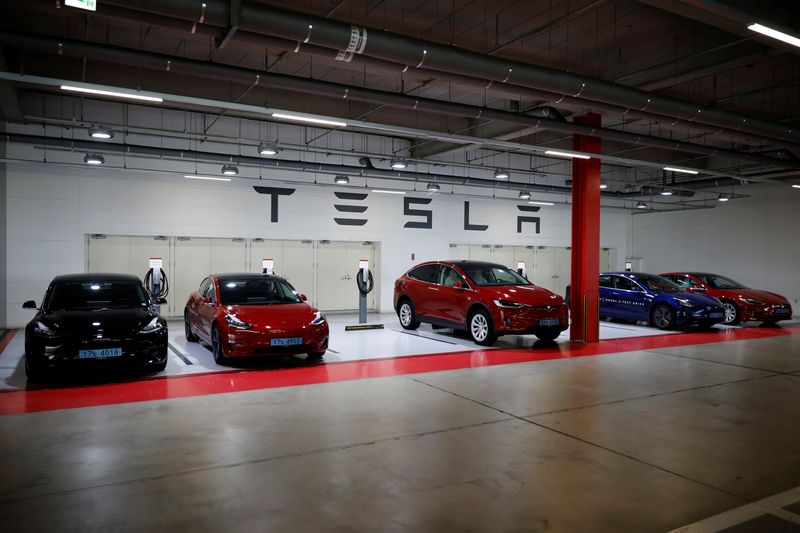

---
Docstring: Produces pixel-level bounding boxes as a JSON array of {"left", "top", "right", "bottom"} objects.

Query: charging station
[
  {"left": 143, "top": 257, "right": 169, "bottom": 313},
  {"left": 517, "top": 261, "right": 527, "bottom": 280},
  {"left": 262, "top": 258, "right": 275, "bottom": 275},
  {"left": 346, "top": 258, "right": 383, "bottom": 331}
]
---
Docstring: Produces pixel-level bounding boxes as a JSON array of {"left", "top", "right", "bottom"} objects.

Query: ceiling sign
[{"left": 65, "top": 0, "right": 97, "bottom": 11}]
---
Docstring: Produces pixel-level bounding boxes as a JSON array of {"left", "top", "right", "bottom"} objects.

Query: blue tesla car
[{"left": 599, "top": 272, "right": 725, "bottom": 330}]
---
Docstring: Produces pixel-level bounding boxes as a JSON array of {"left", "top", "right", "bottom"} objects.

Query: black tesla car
[{"left": 23, "top": 273, "right": 168, "bottom": 380}]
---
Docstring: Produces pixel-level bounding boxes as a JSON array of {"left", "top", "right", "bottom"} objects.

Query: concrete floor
[{"left": 2, "top": 329, "right": 800, "bottom": 531}]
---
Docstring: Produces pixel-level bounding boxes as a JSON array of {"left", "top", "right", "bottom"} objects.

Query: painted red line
[
  {"left": 0, "top": 329, "right": 17, "bottom": 355},
  {"left": 1, "top": 324, "right": 798, "bottom": 416}
]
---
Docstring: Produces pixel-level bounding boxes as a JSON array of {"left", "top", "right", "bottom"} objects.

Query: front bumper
[
  {"left": 741, "top": 303, "right": 793, "bottom": 322},
  {"left": 224, "top": 324, "right": 329, "bottom": 357},
  {"left": 675, "top": 305, "right": 725, "bottom": 326},
  {"left": 492, "top": 304, "right": 569, "bottom": 335}
]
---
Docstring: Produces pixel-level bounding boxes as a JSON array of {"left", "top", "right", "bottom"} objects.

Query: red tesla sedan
[
  {"left": 184, "top": 273, "right": 328, "bottom": 364},
  {"left": 659, "top": 271, "right": 793, "bottom": 325},
  {"left": 394, "top": 260, "right": 568, "bottom": 345}
]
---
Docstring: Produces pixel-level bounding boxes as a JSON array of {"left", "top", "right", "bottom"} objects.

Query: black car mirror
[
  {"left": 22, "top": 300, "right": 37, "bottom": 310},
  {"left": 156, "top": 297, "right": 168, "bottom": 305}
]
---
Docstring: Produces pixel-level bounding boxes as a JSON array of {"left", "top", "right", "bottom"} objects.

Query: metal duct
[
  {"left": 98, "top": 0, "right": 800, "bottom": 145},
  {"left": 4, "top": 32, "right": 798, "bottom": 171}
]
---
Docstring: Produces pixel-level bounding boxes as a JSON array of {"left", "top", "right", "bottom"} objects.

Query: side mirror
[
  {"left": 452, "top": 281, "right": 464, "bottom": 289},
  {"left": 157, "top": 297, "right": 168, "bottom": 305},
  {"left": 22, "top": 300, "right": 37, "bottom": 310},
  {"left": 300, "top": 293, "right": 308, "bottom": 301}
]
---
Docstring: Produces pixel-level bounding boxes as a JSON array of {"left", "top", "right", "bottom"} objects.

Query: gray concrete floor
[{"left": 1, "top": 333, "right": 800, "bottom": 532}]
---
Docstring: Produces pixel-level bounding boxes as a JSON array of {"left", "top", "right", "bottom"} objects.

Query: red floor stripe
[{"left": 1, "top": 324, "right": 798, "bottom": 416}]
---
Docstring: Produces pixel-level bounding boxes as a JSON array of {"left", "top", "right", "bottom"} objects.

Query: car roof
[
  {"left": 602, "top": 271, "right": 654, "bottom": 276},
  {"left": 51, "top": 273, "right": 142, "bottom": 283},
  {"left": 213, "top": 273, "right": 287, "bottom": 282},
  {"left": 447, "top": 260, "right": 508, "bottom": 269}
]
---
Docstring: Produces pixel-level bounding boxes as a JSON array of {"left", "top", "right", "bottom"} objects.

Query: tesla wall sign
[{"left": 254, "top": 186, "right": 541, "bottom": 234}]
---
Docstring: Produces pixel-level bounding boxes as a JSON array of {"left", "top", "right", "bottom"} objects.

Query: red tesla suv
[
  {"left": 394, "top": 260, "right": 568, "bottom": 345},
  {"left": 184, "top": 273, "right": 328, "bottom": 364},
  {"left": 659, "top": 272, "right": 793, "bottom": 325}
]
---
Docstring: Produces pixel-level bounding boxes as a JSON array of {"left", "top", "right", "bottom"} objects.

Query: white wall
[
  {"left": 631, "top": 183, "right": 800, "bottom": 309},
  {"left": 4, "top": 157, "right": 630, "bottom": 328}
]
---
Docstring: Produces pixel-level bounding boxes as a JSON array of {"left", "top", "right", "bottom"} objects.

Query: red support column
[{"left": 570, "top": 112, "right": 601, "bottom": 343}]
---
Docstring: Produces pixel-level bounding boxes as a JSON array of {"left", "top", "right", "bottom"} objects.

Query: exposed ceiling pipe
[
  {"left": 96, "top": 0, "right": 800, "bottom": 145},
  {"left": 4, "top": 32, "right": 798, "bottom": 171}
]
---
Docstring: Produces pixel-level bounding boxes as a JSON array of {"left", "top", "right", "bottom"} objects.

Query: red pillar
[{"left": 570, "top": 112, "right": 601, "bottom": 343}]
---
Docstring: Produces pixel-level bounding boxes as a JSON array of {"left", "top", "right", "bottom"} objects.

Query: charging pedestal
[
  {"left": 517, "top": 261, "right": 527, "bottom": 280},
  {"left": 262, "top": 258, "right": 274, "bottom": 275},
  {"left": 346, "top": 259, "right": 383, "bottom": 331},
  {"left": 146, "top": 258, "right": 164, "bottom": 314}
]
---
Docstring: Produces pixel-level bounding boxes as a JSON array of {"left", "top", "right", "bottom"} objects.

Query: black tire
[
  {"left": 651, "top": 303, "right": 675, "bottom": 330},
  {"left": 149, "top": 359, "right": 168, "bottom": 372},
  {"left": 468, "top": 308, "right": 497, "bottom": 346},
  {"left": 534, "top": 327, "right": 561, "bottom": 342},
  {"left": 24, "top": 354, "right": 47, "bottom": 382},
  {"left": 397, "top": 299, "right": 421, "bottom": 330},
  {"left": 212, "top": 325, "right": 228, "bottom": 365},
  {"left": 762, "top": 321, "right": 779, "bottom": 327},
  {"left": 722, "top": 301, "right": 740, "bottom": 325},
  {"left": 306, "top": 351, "right": 325, "bottom": 360},
  {"left": 185, "top": 312, "right": 199, "bottom": 342}
]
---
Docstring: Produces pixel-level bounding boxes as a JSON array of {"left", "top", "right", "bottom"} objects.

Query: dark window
[
  {"left": 408, "top": 264, "right": 439, "bottom": 283},
  {"left": 46, "top": 281, "right": 148, "bottom": 311},
  {"left": 199, "top": 278, "right": 211, "bottom": 296},
  {"left": 614, "top": 276, "right": 640, "bottom": 291},
  {"left": 439, "top": 265, "right": 466, "bottom": 287},
  {"left": 630, "top": 274, "right": 681, "bottom": 293},
  {"left": 218, "top": 277, "right": 302, "bottom": 306},
  {"left": 459, "top": 264, "right": 531, "bottom": 286},
  {"left": 692, "top": 273, "right": 747, "bottom": 289},
  {"left": 599, "top": 275, "right": 613, "bottom": 288}
]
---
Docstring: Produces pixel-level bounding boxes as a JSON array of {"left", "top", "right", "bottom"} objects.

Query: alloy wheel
[
  {"left": 399, "top": 303, "right": 412, "bottom": 326},
  {"left": 723, "top": 302, "right": 738, "bottom": 324},
  {"left": 653, "top": 306, "right": 672, "bottom": 328},
  {"left": 471, "top": 313, "right": 489, "bottom": 342}
]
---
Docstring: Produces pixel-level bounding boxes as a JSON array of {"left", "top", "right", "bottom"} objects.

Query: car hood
[
  {"left": 40, "top": 308, "right": 156, "bottom": 337},
  {"left": 479, "top": 284, "right": 564, "bottom": 306},
  {"left": 224, "top": 303, "right": 318, "bottom": 327},
  {"left": 716, "top": 288, "right": 789, "bottom": 304},
  {"left": 661, "top": 292, "right": 721, "bottom": 307}
]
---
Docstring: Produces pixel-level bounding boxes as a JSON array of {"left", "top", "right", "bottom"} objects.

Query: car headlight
[
  {"left": 741, "top": 298, "right": 765, "bottom": 305},
  {"left": 226, "top": 314, "right": 252, "bottom": 330},
  {"left": 310, "top": 311, "right": 326, "bottom": 326},
  {"left": 139, "top": 317, "right": 164, "bottom": 334},
  {"left": 33, "top": 321, "right": 58, "bottom": 338},
  {"left": 676, "top": 299, "right": 694, "bottom": 308},
  {"left": 493, "top": 299, "right": 525, "bottom": 309}
]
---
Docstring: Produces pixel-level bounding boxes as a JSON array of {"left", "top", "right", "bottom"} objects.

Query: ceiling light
[
  {"left": 89, "top": 125, "right": 114, "bottom": 139},
  {"left": 258, "top": 143, "right": 280, "bottom": 155},
  {"left": 494, "top": 168, "right": 510, "bottom": 180},
  {"left": 529, "top": 201, "right": 555, "bottom": 206},
  {"left": 271, "top": 113, "right": 347, "bottom": 127},
  {"left": 792, "top": 184, "right": 800, "bottom": 189},
  {"left": 748, "top": 23, "right": 800, "bottom": 48},
  {"left": 334, "top": 175, "right": 350, "bottom": 184},
  {"left": 718, "top": 193, "right": 730, "bottom": 202},
  {"left": 518, "top": 190, "right": 531, "bottom": 200},
  {"left": 61, "top": 85, "right": 163, "bottom": 102},
  {"left": 663, "top": 166, "right": 698, "bottom": 175},
  {"left": 371, "top": 189, "right": 406, "bottom": 194},
  {"left": 426, "top": 182, "right": 440, "bottom": 192},
  {"left": 636, "top": 201, "right": 647, "bottom": 209},
  {"left": 221, "top": 164, "right": 239, "bottom": 176},
  {"left": 599, "top": 182, "right": 608, "bottom": 189},
  {"left": 83, "top": 153, "right": 105, "bottom": 165},
  {"left": 545, "top": 150, "right": 591, "bottom": 159},
  {"left": 184, "top": 175, "right": 231, "bottom": 182},
  {"left": 660, "top": 188, "right": 673, "bottom": 196},
  {"left": 390, "top": 158, "right": 409, "bottom": 170}
]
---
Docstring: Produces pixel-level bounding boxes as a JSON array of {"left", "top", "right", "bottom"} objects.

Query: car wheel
[
  {"left": 468, "top": 309, "right": 497, "bottom": 346},
  {"left": 722, "top": 301, "right": 740, "bottom": 325},
  {"left": 24, "top": 354, "right": 47, "bottom": 382},
  {"left": 306, "top": 351, "right": 325, "bottom": 360},
  {"left": 185, "top": 312, "right": 199, "bottom": 342},
  {"left": 397, "top": 299, "right": 420, "bottom": 330},
  {"left": 651, "top": 304, "right": 675, "bottom": 330},
  {"left": 150, "top": 359, "right": 168, "bottom": 372},
  {"left": 212, "top": 326, "right": 228, "bottom": 365},
  {"left": 534, "top": 327, "right": 561, "bottom": 342}
]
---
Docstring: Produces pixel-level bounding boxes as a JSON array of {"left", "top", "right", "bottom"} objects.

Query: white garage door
[
  {"left": 250, "top": 239, "right": 315, "bottom": 303},
  {"left": 173, "top": 238, "right": 247, "bottom": 317},
  {"left": 317, "top": 241, "right": 376, "bottom": 312}
]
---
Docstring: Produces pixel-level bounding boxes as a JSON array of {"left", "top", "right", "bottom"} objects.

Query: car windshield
[
  {"left": 692, "top": 273, "right": 747, "bottom": 289},
  {"left": 630, "top": 274, "right": 682, "bottom": 293},
  {"left": 459, "top": 264, "right": 531, "bottom": 286},
  {"left": 46, "top": 281, "right": 149, "bottom": 311},
  {"left": 218, "top": 277, "right": 302, "bottom": 305}
]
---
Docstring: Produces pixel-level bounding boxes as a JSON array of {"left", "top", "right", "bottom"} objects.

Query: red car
[
  {"left": 184, "top": 273, "right": 328, "bottom": 364},
  {"left": 394, "top": 260, "right": 568, "bottom": 345},
  {"left": 659, "top": 272, "right": 793, "bottom": 325}
]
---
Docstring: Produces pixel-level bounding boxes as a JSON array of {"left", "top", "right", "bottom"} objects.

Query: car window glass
[
  {"left": 409, "top": 264, "right": 439, "bottom": 283},
  {"left": 615, "top": 277, "right": 640, "bottom": 291},
  {"left": 218, "top": 277, "right": 302, "bottom": 305},
  {"left": 199, "top": 277, "right": 211, "bottom": 296},
  {"left": 46, "top": 281, "right": 148, "bottom": 311},
  {"left": 439, "top": 266, "right": 465, "bottom": 287},
  {"left": 632, "top": 274, "right": 681, "bottom": 293},
  {"left": 458, "top": 264, "right": 530, "bottom": 286},
  {"left": 693, "top": 274, "right": 746, "bottom": 289},
  {"left": 599, "top": 275, "right": 613, "bottom": 288}
]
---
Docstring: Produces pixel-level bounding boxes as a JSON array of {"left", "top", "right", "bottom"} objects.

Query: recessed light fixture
[
  {"left": 221, "top": 164, "right": 239, "bottom": 176},
  {"left": 599, "top": 182, "right": 608, "bottom": 189},
  {"left": 529, "top": 200, "right": 555, "bottom": 206},
  {"left": 271, "top": 113, "right": 347, "bottom": 127},
  {"left": 545, "top": 150, "right": 591, "bottom": 160},
  {"left": 494, "top": 168, "right": 510, "bottom": 180},
  {"left": 258, "top": 143, "right": 280, "bottom": 155},
  {"left": 518, "top": 190, "right": 531, "bottom": 200},
  {"left": 83, "top": 153, "right": 105, "bottom": 165},
  {"left": 334, "top": 175, "right": 350, "bottom": 184},
  {"left": 748, "top": 23, "right": 800, "bottom": 49},
  {"left": 660, "top": 188, "right": 673, "bottom": 196},
  {"left": 371, "top": 189, "right": 406, "bottom": 194},
  {"left": 718, "top": 193, "right": 730, "bottom": 202},
  {"left": 61, "top": 85, "right": 163, "bottom": 102},
  {"left": 636, "top": 201, "right": 647, "bottom": 209},
  {"left": 89, "top": 125, "right": 114, "bottom": 139},
  {"left": 426, "top": 182, "right": 440, "bottom": 192},
  {"left": 663, "top": 166, "right": 699, "bottom": 175},
  {"left": 184, "top": 175, "right": 231, "bottom": 182},
  {"left": 792, "top": 184, "right": 800, "bottom": 189},
  {"left": 390, "top": 158, "right": 409, "bottom": 170}
]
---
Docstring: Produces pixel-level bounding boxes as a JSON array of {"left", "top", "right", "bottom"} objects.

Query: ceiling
[{"left": 1, "top": 0, "right": 799, "bottom": 210}]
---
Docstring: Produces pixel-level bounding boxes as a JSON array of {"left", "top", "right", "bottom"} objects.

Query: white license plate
[
  {"left": 270, "top": 337, "right": 302, "bottom": 347},
  {"left": 776, "top": 309, "right": 790, "bottom": 315},
  {"left": 539, "top": 318, "right": 560, "bottom": 327},
  {"left": 79, "top": 348, "right": 123, "bottom": 359},
  {"left": 709, "top": 312, "right": 723, "bottom": 318}
]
